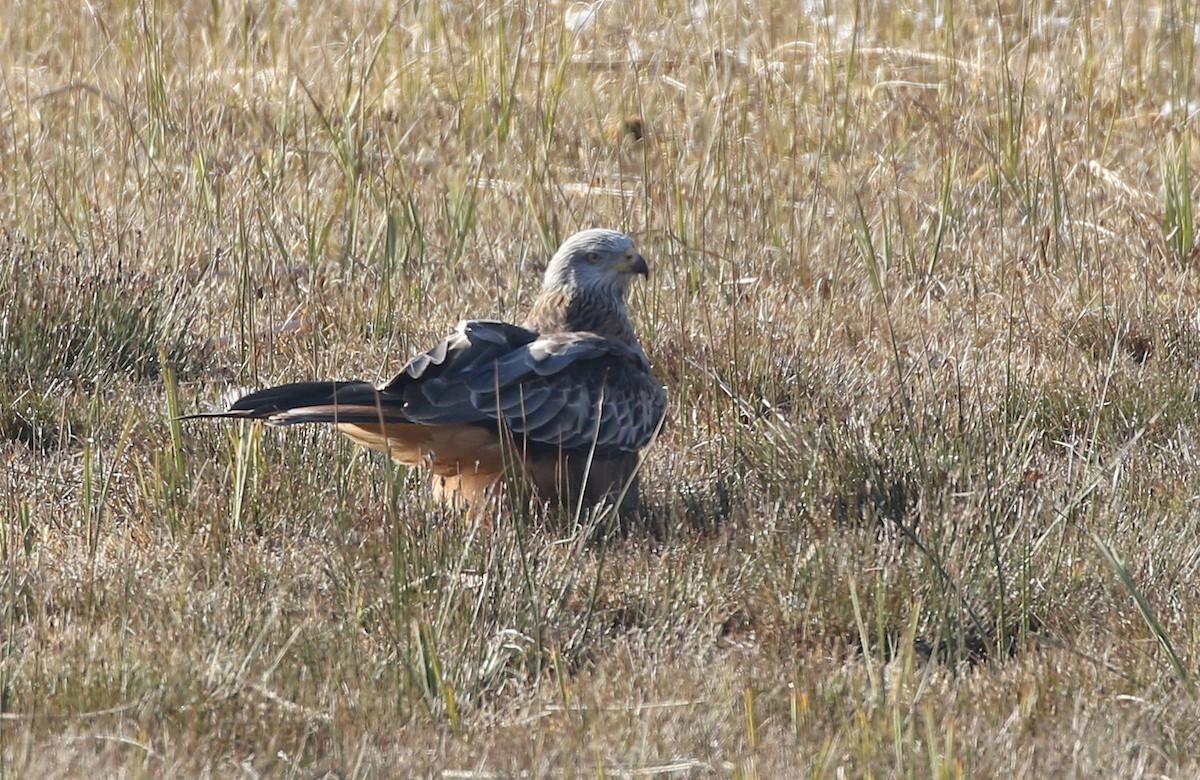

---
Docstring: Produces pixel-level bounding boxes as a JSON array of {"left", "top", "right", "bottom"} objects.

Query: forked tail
[{"left": 182, "top": 381, "right": 403, "bottom": 426}]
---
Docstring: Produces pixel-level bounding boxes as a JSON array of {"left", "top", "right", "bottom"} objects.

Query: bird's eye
[{"left": 586, "top": 251, "right": 601, "bottom": 264}]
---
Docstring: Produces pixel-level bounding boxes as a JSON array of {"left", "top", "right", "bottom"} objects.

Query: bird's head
[{"left": 541, "top": 229, "right": 649, "bottom": 298}]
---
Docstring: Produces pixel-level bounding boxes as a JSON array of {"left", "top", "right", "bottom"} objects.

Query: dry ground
[{"left": 2, "top": 0, "right": 1200, "bottom": 776}]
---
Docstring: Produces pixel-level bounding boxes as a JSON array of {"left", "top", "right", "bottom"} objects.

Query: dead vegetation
[{"left": 2, "top": 0, "right": 1200, "bottom": 776}]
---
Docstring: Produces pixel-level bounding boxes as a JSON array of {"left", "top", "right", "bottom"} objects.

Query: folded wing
[{"left": 211, "top": 320, "right": 667, "bottom": 455}]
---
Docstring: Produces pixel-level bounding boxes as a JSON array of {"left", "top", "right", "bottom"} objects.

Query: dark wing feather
[
  {"left": 185, "top": 321, "right": 537, "bottom": 426},
  {"left": 446, "top": 331, "right": 666, "bottom": 453},
  {"left": 194, "top": 320, "right": 666, "bottom": 454},
  {"left": 379, "top": 320, "right": 541, "bottom": 426},
  {"left": 383, "top": 326, "right": 665, "bottom": 452}
]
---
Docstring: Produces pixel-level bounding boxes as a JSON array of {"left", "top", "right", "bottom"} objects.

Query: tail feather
[
  {"left": 229, "top": 381, "right": 372, "bottom": 416},
  {"left": 182, "top": 381, "right": 408, "bottom": 426}
]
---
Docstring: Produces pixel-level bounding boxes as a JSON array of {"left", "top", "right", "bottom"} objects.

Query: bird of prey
[{"left": 191, "top": 229, "right": 667, "bottom": 517}]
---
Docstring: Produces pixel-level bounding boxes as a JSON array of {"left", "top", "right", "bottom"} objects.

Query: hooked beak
[{"left": 617, "top": 253, "right": 649, "bottom": 277}]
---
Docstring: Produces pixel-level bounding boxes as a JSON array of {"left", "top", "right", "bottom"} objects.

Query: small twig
[
  {"left": 40, "top": 734, "right": 163, "bottom": 763},
  {"left": 245, "top": 682, "right": 334, "bottom": 724},
  {"left": 1085, "top": 160, "right": 1154, "bottom": 206},
  {"left": 0, "top": 701, "right": 140, "bottom": 721},
  {"left": 29, "top": 81, "right": 128, "bottom": 113}
]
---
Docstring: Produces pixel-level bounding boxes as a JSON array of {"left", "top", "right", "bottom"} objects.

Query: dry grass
[{"left": 2, "top": 0, "right": 1200, "bottom": 776}]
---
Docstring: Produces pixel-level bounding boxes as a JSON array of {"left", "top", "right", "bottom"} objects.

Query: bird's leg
[{"left": 430, "top": 469, "right": 501, "bottom": 508}]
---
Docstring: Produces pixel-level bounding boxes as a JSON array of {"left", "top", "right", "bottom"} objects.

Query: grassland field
[{"left": 2, "top": 0, "right": 1200, "bottom": 776}]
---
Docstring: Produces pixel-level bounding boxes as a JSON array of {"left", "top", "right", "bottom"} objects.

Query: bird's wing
[
  {"left": 388, "top": 327, "right": 667, "bottom": 454},
  {"left": 195, "top": 320, "right": 666, "bottom": 455}
]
